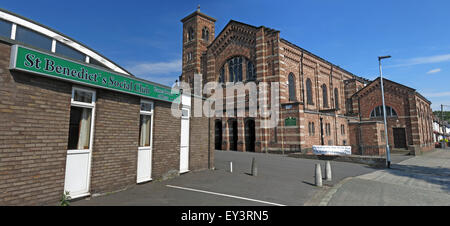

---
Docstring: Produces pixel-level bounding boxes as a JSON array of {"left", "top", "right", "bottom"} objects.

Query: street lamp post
[{"left": 378, "top": 55, "right": 391, "bottom": 168}]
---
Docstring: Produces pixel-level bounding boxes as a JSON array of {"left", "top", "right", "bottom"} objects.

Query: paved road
[
  {"left": 319, "top": 149, "right": 450, "bottom": 206},
  {"left": 73, "top": 150, "right": 401, "bottom": 206}
]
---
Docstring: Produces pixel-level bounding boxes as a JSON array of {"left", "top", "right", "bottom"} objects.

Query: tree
[{"left": 433, "top": 111, "right": 450, "bottom": 122}]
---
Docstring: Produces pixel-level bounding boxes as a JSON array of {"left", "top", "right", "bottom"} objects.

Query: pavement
[
  {"left": 73, "top": 150, "right": 405, "bottom": 206},
  {"left": 315, "top": 148, "right": 450, "bottom": 206}
]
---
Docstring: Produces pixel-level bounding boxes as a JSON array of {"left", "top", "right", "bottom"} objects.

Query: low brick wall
[
  {"left": 288, "top": 153, "right": 387, "bottom": 168},
  {"left": 408, "top": 144, "right": 435, "bottom": 156}
]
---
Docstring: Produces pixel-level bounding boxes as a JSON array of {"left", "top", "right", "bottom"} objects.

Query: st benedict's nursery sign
[{"left": 9, "top": 45, "right": 179, "bottom": 103}]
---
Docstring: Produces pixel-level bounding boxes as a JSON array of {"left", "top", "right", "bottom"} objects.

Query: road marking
[{"left": 166, "top": 185, "right": 286, "bottom": 206}]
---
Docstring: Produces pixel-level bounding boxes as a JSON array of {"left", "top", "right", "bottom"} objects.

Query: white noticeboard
[{"left": 312, "top": 145, "right": 352, "bottom": 156}]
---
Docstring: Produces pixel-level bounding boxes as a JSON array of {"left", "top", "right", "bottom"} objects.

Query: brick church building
[{"left": 179, "top": 8, "right": 434, "bottom": 155}]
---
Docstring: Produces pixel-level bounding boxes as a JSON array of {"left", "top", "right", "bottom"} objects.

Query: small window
[
  {"left": 55, "top": 42, "right": 86, "bottom": 62},
  {"left": 73, "top": 89, "right": 94, "bottom": 104},
  {"left": 67, "top": 107, "right": 92, "bottom": 150},
  {"left": 15, "top": 25, "right": 52, "bottom": 51},
  {"left": 0, "top": 19, "right": 12, "bottom": 39},
  {"left": 202, "top": 27, "right": 209, "bottom": 41},
  {"left": 288, "top": 73, "right": 296, "bottom": 101},
  {"left": 139, "top": 100, "right": 153, "bottom": 148},
  {"left": 140, "top": 101, "right": 153, "bottom": 113},
  {"left": 247, "top": 61, "right": 256, "bottom": 81},
  {"left": 322, "top": 84, "right": 328, "bottom": 108},
  {"left": 89, "top": 58, "right": 107, "bottom": 69},
  {"left": 228, "top": 57, "right": 242, "bottom": 83},
  {"left": 67, "top": 87, "right": 95, "bottom": 150},
  {"left": 334, "top": 88, "right": 339, "bottom": 110},
  {"left": 306, "top": 78, "right": 313, "bottom": 105},
  {"left": 325, "top": 123, "right": 331, "bottom": 136},
  {"left": 219, "top": 66, "right": 225, "bottom": 83},
  {"left": 187, "top": 27, "right": 195, "bottom": 41},
  {"left": 309, "top": 122, "right": 315, "bottom": 136},
  {"left": 139, "top": 115, "right": 152, "bottom": 147}
]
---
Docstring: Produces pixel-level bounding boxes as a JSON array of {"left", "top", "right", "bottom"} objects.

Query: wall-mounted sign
[
  {"left": 312, "top": 145, "right": 351, "bottom": 156},
  {"left": 9, "top": 45, "right": 179, "bottom": 103},
  {"left": 284, "top": 117, "right": 297, "bottom": 126}
]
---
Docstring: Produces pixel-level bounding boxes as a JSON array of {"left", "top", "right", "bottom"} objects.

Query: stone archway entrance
[
  {"left": 229, "top": 119, "right": 238, "bottom": 151},
  {"left": 215, "top": 120, "right": 222, "bottom": 150},
  {"left": 245, "top": 119, "right": 255, "bottom": 152}
]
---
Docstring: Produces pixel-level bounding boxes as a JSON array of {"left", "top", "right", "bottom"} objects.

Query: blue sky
[{"left": 2, "top": 0, "right": 450, "bottom": 110}]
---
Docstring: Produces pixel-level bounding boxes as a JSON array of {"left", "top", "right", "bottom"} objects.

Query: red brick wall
[
  {"left": 349, "top": 122, "right": 385, "bottom": 156},
  {"left": 198, "top": 20, "right": 363, "bottom": 154},
  {"left": 354, "top": 79, "right": 434, "bottom": 153}
]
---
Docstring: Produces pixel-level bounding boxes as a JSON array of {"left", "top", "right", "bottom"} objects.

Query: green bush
[{"left": 60, "top": 191, "right": 71, "bottom": 206}]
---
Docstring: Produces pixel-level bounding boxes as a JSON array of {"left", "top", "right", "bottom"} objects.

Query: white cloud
[
  {"left": 423, "top": 92, "right": 450, "bottom": 98},
  {"left": 427, "top": 68, "right": 442, "bottom": 74},
  {"left": 388, "top": 54, "right": 450, "bottom": 68},
  {"left": 127, "top": 59, "right": 182, "bottom": 76}
]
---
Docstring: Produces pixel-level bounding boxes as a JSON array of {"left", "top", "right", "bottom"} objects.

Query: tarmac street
[
  {"left": 321, "top": 149, "right": 450, "bottom": 206},
  {"left": 73, "top": 150, "right": 404, "bottom": 206}
]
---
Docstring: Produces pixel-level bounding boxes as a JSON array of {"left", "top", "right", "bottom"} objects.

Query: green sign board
[
  {"left": 285, "top": 117, "right": 297, "bottom": 126},
  {"left": 9, "top": 45, "right": 179, "bottom": 103}
]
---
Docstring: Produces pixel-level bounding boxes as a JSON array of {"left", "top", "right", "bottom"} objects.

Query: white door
[
  {"left": 64, "top": 87, "right": 95, "bottom": 199},
  {"left": 64, "top": 150, "right": 92, "bottom": 199},
  {"left": 137, "top": 100, "right": 154, "bottom": 183},
  {"left": 137, "top": 147, "right": 152, "bottom": 183},
  {"left": 180, "top": 108, "right": 190, "bottom": 173}
]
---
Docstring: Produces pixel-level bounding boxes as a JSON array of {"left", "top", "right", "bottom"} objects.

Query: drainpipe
[
  {"left": 331, "top": 66, "right": 338, "bottom": 145},
  {"left": 358, "top": 97, "right": 363, "bottom": 154},
  {"left": 208, "top": 115, "right": 211, "bottom": 169}
]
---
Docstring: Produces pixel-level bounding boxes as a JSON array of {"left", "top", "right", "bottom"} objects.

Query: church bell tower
[{"left": 180, "top": 6, "right": 216, "bottom": 86}]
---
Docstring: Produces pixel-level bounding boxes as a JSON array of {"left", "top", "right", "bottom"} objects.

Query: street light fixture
[{"left": 378, "top": 55, "right": 391, "bottom": 168}]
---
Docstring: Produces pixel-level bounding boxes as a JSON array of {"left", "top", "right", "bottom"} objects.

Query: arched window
[
  {"left": 247, "top": 60, "right": 256, "bottom": 81},
  {"left": 227, "top": 57, "right": 242, "bottom": 83},
  {"left": 288, "top": 73, "right": 296, "bottom": 101},
  {"left": 306, "top": 78, "right": 313, "bottom": 105},
  {"left": 322, "top": 84, "right": 328, "bottom": 108},
  {"left": 220, "top": 56, "right": 254, "bottom": 83},
  {"left": 202, "top": 27, "right": 209, "bottom": 41},
  {"left": 187, "top": 27, "right": 194, "bottom": 41},
  {"left": 334, "top": 88, "right": 339, "bottom": 109},
  {"left": 219, "top": 66, "right": 225, "bottom": 83},
  {"left": 370, "top": 105, "right": 398, "bottom": 118}
]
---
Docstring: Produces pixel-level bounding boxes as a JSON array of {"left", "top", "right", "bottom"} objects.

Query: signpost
[{"left": 9, "top": 45, "right": 179, "bottom": 103}]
